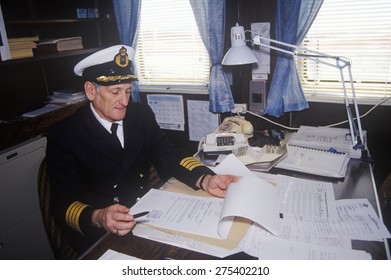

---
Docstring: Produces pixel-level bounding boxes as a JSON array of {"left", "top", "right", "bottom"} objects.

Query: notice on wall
[
  {"left": 147, "top": 94, "right": 185, "bottom": 131},
  {"left": 187, "top": 100, "right": 219, "bottom": 142}
]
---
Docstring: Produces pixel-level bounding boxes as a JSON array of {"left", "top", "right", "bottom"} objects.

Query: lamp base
[{"left": 360, "top": 149, "right": 375, "bottom": 165}]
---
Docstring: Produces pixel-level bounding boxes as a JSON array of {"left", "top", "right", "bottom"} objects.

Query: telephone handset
[
  {"left": 203, "top": 117, "right": 253, "bottom": 153},
  {"left": 216, "top": 117, "right": 254, "bottom": 137}
]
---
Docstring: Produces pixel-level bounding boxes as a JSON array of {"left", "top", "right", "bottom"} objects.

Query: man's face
[{"left": 86, "top": 82, "right": 132, "bottom": 122}]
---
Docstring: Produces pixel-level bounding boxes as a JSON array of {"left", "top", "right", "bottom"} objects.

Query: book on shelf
[
  {"left": 35, "top": 37, "right": 84, "bottom": 54},
  {"left": 8, "top": 41, "right": 37, "bottom": 50},
  {"left": 9, "top": 48, "right": 34, "bottom": 59},
  {"left": 8, "top": 36, "right": 39, "bottom": 59}
]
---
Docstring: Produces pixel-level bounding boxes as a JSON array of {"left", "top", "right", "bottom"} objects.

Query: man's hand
[
  {"left": 92, "top": 204, "right": 136, "bottom": 236},
  {"left": 198, "top": 174, "right": 239, "bottom": 198}
]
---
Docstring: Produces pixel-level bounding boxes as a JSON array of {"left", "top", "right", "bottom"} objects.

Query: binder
[
  {"left": 289, "top": 126, "right": 366, "bottom": 159},
  {"left": 275, "top": 144, "right": 349, "bottom": 178}
]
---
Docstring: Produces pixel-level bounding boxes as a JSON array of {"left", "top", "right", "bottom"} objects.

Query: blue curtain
[
  {"left": 112, "top": 0, "right": 141, "bottom": 102},
  {"left": 190, "top": 0, "right": 234, "bottom": 113},
  {"left": 264, "top": 0, "right": 323, "bottom": 117}
]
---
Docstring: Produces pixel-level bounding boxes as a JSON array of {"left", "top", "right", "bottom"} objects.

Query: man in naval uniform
[{"left": 46, "top": 45, "right": 238, "bottom": 256}]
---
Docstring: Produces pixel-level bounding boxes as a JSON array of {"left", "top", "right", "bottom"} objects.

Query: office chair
[
  {"left": 147, "top": 164, "right": 165, "bottom": 189},
  {"left": 37, "top": 157, "right": 78, "bottom": 260}
]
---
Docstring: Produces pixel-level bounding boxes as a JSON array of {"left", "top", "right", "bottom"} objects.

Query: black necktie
[{"left": 110, "top": 123, "right": 122, "bottom": 148}]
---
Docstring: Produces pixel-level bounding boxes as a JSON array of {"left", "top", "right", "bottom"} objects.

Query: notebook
[
  {"left": 275, "top": 144, "right": 349, "bottom": 178},
  {"left": 289, "top": 126, "right": 366, "bottom": 159}
]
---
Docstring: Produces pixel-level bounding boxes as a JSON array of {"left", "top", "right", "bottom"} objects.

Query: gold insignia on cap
[
  {"left": 114, "top": 46, "right": 129, "bottom": 68},
  {"left": 96, "top": 74, "right": 137, "bottom": 83}
]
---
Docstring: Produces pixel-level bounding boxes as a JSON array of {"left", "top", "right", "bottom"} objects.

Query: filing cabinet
[{"left": 0, "top": 136, "right": 54, "bottom": 259}]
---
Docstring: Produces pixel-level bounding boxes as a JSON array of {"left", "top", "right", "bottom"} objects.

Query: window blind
[
  {"left": 135, "top": 0, "right": 210, "bottom": 92},
  {"left": 297, "top": 0, "right": 391, "bottom": 104}
]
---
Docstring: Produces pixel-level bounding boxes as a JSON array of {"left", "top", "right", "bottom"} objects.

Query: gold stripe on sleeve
[
  {"left": 65, "top": 201, "right": 90, "bottom": 234},
  {"left": 186, "top": 162, "right": 204, "bottom": 171},
  {"left": 179, "top": 157, "right": 205, "bottom": 171}
]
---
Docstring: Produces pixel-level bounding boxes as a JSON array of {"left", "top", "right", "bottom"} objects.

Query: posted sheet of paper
[{"left": 187, "top": 100, "right": 219, "bottom": 141}]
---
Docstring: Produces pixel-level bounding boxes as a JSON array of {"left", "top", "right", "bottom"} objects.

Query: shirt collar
[{"left": 89, "top": 103, "right": 123, "bottom": 133}]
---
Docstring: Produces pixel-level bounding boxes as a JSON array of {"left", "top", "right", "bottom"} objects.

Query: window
[
  {"left": 135, "top": 0, "right": 210, "bottom": 93},
  {"left": 297, "top": 0, "right": 391, "bottom": 104}
]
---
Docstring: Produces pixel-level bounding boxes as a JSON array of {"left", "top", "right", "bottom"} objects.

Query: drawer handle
[
  {"left": 0, "top": 242, "right": 4, "bottom": 249},
  {"left": 6, "top": 152, "right": 18, "bottom": 160}
]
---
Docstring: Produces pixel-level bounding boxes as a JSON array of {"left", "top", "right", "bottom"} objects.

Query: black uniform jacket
[{"left": 46, "top": 102, "right": 214, "bottom": 254}]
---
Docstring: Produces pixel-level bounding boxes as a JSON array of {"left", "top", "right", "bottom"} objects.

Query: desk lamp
[{"left": 222, "top": 23, "right": 369, "bottom": 161}]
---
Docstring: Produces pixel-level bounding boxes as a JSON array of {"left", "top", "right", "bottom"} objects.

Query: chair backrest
[{"left": 37, "top": 157, "right": 78, "bottom": 260}]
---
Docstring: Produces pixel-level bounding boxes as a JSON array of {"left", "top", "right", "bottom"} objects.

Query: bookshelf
[
  {"left": 0, "top": 0, "right": 119, "bottom": 120},
  {"left": 1, "top": 0, "right": 119, "bottom": 57}
]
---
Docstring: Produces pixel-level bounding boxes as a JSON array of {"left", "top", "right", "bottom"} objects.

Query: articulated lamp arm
[{"left": 250, "top": 33, "right": 366, "bottom": 155}]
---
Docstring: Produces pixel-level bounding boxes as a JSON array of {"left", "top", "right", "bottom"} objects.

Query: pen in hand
[{"left": 132, "top": 211, "right": 150, "bottom": 219}]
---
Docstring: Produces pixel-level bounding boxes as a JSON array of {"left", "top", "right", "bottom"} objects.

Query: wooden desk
[{"left": 82, "top": 158, "right": 390, "bottom": 260}]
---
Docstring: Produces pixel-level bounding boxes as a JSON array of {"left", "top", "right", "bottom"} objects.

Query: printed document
[
  {"left": 130, "top": 176, "right": 282, "bottom": 240},
  {"left": 281, "top": 198, "right": 391, "bottom": 241}
]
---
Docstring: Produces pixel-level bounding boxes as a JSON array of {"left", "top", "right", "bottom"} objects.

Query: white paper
[
  {"left": 130, "top": 170, "right": 282, "bottom": 239},
  {"left": 248, "top": 223, "right": 352, "bottom": 249},
  {"left": 130, "top": 189, "right": 226, "bottom": 239},
  {"left": 212, "top": 153, "right": 257, "bottom": 178},
  {"left": 281, "top": 199, "right": 391, "bottom": 241},
  {"left": 22, "top": 104, "right": 63, "bottom": 118},
  {"left": 244, "top": 233, "right": 371, "bottom": 260},
  {"left": 335, "top": 198, "right": 391, "bottom": 240},
  {"left": 98, "top": 249, "right": 140, "bottom": 260},
  {"left": 133, "top": 224, "right": 242, "bottom": 258},
  {"left": 219, "top": 176, "right": 282, "bottom": 237},
  {"left": 187, "top": 100, "right": 219, "bottom": 141},
  {"left": 277, "top": 174, "right": 337, "bottom": 218},
  {"left": 251, "top": 22, "right": 271, "bottom": 79}
]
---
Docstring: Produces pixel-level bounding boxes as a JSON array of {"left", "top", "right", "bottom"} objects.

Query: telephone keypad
[{"left": 216, "top": 136, "right": 235, "bottom": 146}]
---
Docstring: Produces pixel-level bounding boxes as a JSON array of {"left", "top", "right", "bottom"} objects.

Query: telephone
[
  {"left": 202, "top": 117, "right": 253, "bottom": 153},
  {"left": 215, "top": 117, "right": 254, "bottom": 138}
]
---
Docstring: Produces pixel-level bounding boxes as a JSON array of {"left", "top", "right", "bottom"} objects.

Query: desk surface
[{"left": 82, "top": 158, "right": 389, "bottom": 260}]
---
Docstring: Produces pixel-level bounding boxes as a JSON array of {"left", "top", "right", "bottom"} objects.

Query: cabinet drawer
[
  {"left": 0, "top": 137, "right": 46, "bottom": 233},
  {"left": 0, "top": 211, "right": 54, "bottom": 259}
]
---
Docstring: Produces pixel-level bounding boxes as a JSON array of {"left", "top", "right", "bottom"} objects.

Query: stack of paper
[
  {"left": 47, "top": 88, "right": 86, "bottom": 105},
  {"left": 289, "top": 125, "right": 366, "bottom": 159}
]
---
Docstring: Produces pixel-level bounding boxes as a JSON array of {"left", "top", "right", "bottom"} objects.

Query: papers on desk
[
  {"left": 22, "top": 104, "right": 63, "bottom": 118},
  {"left": 130, "top": 154, "right": 391, "bottom": 260},
  {"left": 130, "top": 176, "right": 282, "bottom": 240},
  {"left": 99, "top": 249, "right": 140, "bottom": 260}
]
